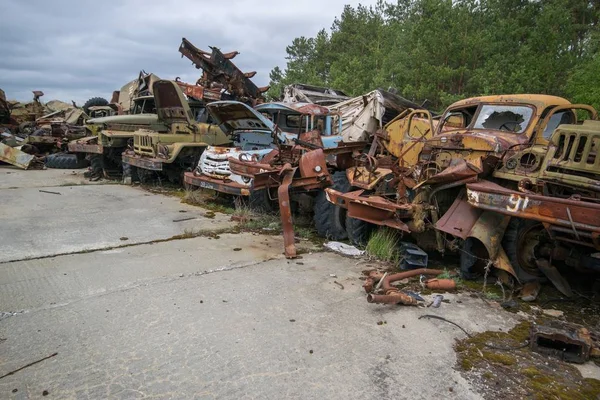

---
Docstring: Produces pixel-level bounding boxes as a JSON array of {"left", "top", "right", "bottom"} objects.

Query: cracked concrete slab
[
  {"left": 0, "top": 177, "right": 233, "bottom": 263},
  {"left": 0, "top": 251, "right": 516, "bottom": 399},
  {"left": 0, "top": 167, "right": 521, "bottom": 399},
  {"left": 0, "top": 166, "right": 102, "bottom": 190},
  {"left": 0, "top": 233, "right": 284, "bottom": 312}
]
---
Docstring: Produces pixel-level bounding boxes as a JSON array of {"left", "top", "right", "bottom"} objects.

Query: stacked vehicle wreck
[
  {"left": 121, "top": 38, "right": 268, "bottom": 184},
  {"left": 3, "top": 36, "right": 600, "bottom": 304}
]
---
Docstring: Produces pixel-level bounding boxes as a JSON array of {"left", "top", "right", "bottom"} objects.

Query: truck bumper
[
  {"left": 67, "top": 142, "right": 103, "bottom": 154},
  {"left": 183, "top": 172, "right": 250, "bottom": 196},
  {"left": 121, "top": 154, "right": 164, "bottom": 171}
]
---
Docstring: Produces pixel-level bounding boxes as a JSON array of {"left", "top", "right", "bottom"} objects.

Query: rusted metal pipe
[
  {"left": 367, "top": 291, "right": 417, "bottom": 305},
  {"left": 425, "top": 278, "right": 456, "bottom": 291},
  {"left": 381, "top": 268, "right": 444, "bottom": 292},
  {"left": 363, "top": 270, "right": 385, "bottom": 293}
]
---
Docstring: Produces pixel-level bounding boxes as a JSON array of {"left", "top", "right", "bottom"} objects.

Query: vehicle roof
[
  {"left": 256, "top": 102, "right": 331, "bottom": 116},
  {"left": 449, "top": 94, "right": 571, "bottom": 110}
]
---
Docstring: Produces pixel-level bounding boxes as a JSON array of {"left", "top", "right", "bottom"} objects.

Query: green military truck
[
  {"left": 121, "top": 80, "right": 230, "bottom": 184},
  {"left": 67, "top": 94, "right": 159, "bottom": 178}
]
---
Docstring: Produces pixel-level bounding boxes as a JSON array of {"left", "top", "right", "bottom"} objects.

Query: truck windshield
[{"left": 473, "top": 105, "right": 533, "bottom": 133}]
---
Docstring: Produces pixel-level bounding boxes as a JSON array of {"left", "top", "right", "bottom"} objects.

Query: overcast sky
[{"left": 0, "top": 0, "right": 376, "bottom": 105}]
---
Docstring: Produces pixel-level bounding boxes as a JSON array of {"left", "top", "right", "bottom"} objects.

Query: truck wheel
[
  {"left": 87, "top": 154, "right": 104, "bottom": 178},
  {"left": 82, "top": 97, "right": 109, "bottom": 115},
  {"left": 460, "top": 238, "right": 485, "bottom": 280},
  {"left": 313, "top": 171, "right": 350, "bottom": 240},
  {"left": 45, "top": 153, "right": 89, "bottom": 169},
  {"left": 346, "top": 216, "right": 375, "bottom": 246},
  {"left": 248, "top": 189, "right": 276, "bottom": 213},
  {"left": 121, "top": 162, "right": 139, "bottom": 184},
  {"left": 137, "top": 168, "right": 155, "bottom": 184},
  {"left": 502, "top": 218, "right": 547, "bottom": 283}
]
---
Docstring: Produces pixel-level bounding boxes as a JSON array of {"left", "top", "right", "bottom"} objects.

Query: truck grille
[
  {"left": 134, "top": 135, "right": 155, "bottom": 156},
  {"left": 199, "top": 155, "right": 231, "bottom": 178},
  {"left": 546, "top": 130, "right": 600, "bottom": 180}
]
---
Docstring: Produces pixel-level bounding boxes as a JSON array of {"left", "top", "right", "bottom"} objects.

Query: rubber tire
[
  {"left": 82, "top": 97, "right": 109, "bottom": 115},
  {"left": 346, "top": 216, "right": 375, "bottom": 246},
  {"left": 502, "top": 218, "right": 545, "bottom": 283},
  {"left": 460, "top": 237, "right": 482, "bottom": 280},
  {"left": 88, "top": 154, "right": 104, "bottom": 177},
  {"left": 137, "top": 168, "right": 155, "bottom": 184},
  {"left": 248, "top": 189, "right": 275, "bottom": 214},
  {"left": 45, "top": 153, "right": 89, "bottom": 169},
  {"left": 314, "top": 171, "right": 350, "bottom": 240}
]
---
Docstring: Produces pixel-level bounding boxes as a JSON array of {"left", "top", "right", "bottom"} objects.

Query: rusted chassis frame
[
  {"left": 466, "top": 181, "right": 600, "bottom": 250},
  {"left": 229, "top": 143, "right": 365, "bottom": 259},
  {"left": 183, "top": 172, "right": 250, "bottom": 196}
]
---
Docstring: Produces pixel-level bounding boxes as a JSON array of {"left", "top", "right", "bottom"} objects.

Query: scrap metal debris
[{"left": 530, "top": 321, "right": 600, "bottom": 364}]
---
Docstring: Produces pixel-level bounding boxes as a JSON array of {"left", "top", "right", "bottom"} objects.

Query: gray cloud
[{"left": 0, "top": 0, "right": 376, "bottom": 105}]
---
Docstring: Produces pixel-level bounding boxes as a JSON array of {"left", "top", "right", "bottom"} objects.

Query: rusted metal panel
[
  {"left": 278, "top": 166, "right": 297, "bottom": 258},
  {"left": 183, "top": 172, "right": 250, "bottom": 196},
  {"left": 67, "top": 142, "right": 103, "bottom": 154},
  {"left": 0, "top": 143, "right": 36, "bottom": 169},
  {"left": 435, "top": 192, "right": 482, "bottom": 240}
]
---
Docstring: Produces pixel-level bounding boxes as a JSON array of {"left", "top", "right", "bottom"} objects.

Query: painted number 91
[{"left": 507, "top": 194, "right": 530, "bottom": 213}]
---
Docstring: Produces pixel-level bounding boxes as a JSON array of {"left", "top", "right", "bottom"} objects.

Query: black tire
[
  {"left": 82, "top": 97, "right": 109, "bottom": 115},
  {"left": 89, "top": 154, "right": 104, "bottom": 177},
  {"left": 346, "top": 216, "right": 375, "bottom": 246},
  {"left": 314, "top": 171, "right": 350, "bottom": 240},
  {"left": 137, "top": 168, "right": 155, "bottom": 184},
  {"left": 121, "top": 162, "right": 139, "bottom": 183},
  {"left": 45, "top": 153, "right": 89, "bottom": 169},
  {"left": 248, "top": 189, "right": 275, "bottom": 213},
  {"left": 460, "top": 237, "right": 485, "bottom": 280},
  {"left": 502, "top": 218, "right": 546, "bottom": 283}
]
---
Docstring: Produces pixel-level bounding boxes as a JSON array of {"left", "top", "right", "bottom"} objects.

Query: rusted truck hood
[
  {"left": 426, "top": 130, "right": 528, "bottom": 153},
  {"left": 207, "top": 101, "right": 274, "bottom": 135}
]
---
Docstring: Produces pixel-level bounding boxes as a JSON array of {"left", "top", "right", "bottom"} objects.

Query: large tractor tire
[
  {"left": 82, "top": 97, "right": 109, "bottom": 115},
  {"left": 346, "top": 215, "right": 375, "bottom": 247},
  {"left": 45, "top": 153, "right": 89, "bottom": 169},
  {"left": 314, "top": 171, "right": 350, "bottom": 240}
]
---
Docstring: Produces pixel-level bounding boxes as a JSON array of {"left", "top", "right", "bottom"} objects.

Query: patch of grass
[
  {"left": 365, "top": 228, "right": 401, "bottom": 264},
  {"left": 233, "top": 206, "right": 280, "bottom": 231},
  {"left": 182, "top": 189, "right": 235, "bottom": 214},
  {"left": 482, "top": 350, "right": 516, "bottom": 366}
]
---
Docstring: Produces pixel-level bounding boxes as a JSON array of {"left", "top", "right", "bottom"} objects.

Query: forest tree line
[{"left": 268, "top": 0, "right": 600, "bottom": 110}]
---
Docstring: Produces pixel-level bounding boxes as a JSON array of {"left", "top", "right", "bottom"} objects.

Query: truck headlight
[{"left": 157, "top": 144, "right": 170, "bottom": 159}]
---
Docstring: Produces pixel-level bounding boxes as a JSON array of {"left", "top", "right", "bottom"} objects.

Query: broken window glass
[{"left": 473, "top": 105, "right": 533, "bottom": 133}]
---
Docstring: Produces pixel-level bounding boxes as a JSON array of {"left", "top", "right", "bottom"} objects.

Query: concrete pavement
[{"left": 0, "top": 166, "right": 521, "bottom": 399}]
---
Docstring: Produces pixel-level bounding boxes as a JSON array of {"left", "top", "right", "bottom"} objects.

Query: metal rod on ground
[{"left": 0, "top": 352, "right": 58, "bottom": 380}]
